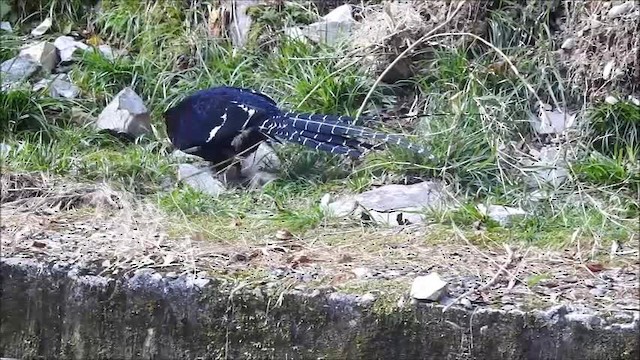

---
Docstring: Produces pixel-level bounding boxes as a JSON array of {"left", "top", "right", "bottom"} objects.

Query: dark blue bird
[{"left": 164, "top": 86, "right": 427, "bottom": 171}]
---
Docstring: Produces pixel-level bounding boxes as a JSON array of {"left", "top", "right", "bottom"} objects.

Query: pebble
[
  {"left": 352, "top": 267, "right": 373, "bottom": 279},
  {"left": 605, "top": 96, "right": 619, "bottom": 105},
  {"left": 459, "top": 297, "right": 473, "bottom": 309},
  {"left": 589, "top": 287, "right": 607, "bottom": 297},
  {"left": 561, "top": 38, "right": 575, "bottom": 50},
  {"left": 358, "top": 293, "right": 376, "bottom": 306},
  {"left": 603, "top": 60, "right": 615, "bottom": 80},
  {"left": 410, "top": 272, "right": 448, "bottom": 301}
]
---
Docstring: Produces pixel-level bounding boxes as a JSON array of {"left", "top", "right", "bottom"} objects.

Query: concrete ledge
[{"left": 1, "top": 257, "right": 638, "bottom": 359}]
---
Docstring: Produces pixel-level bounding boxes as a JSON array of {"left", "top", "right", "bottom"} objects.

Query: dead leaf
[
  {"left": 329, "top": 272, "right": 355, "bottom": 286},
  {"left": 337, "top": 253, "right": 353, "bottom": 263},
  {"left": 288, "top": 254, "right": 312, "bottom": 268},
  {"left": 586, "top": 263, "right": 605, "bottom": 272},
  {"left": 275, "top": 229, "right": 293, "bottom": 240},
  {"left": 86, "top": 35, "right": 102, "bottom": 47},
  {"left": 32, "top": 240, "right": 47, "bottom": 248}
]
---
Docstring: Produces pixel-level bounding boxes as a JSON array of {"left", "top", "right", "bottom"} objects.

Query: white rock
[
  {"left": 532, "top": 107, "right": 577, "bottom": 135},
  {"left": 359, "top": 292, "right": 376, "bottom": 305},
  {"left": 227, "top": 0, "right": 260, "bottom": 48},
  {"left": 603, "top": 60, "right": 615, "bottom": 80},
  {"left": 365, "top": 209, "right": 424, "bottom": 226},
  {"left": 95, "top": 87, "right": 152, "bottom": 138},
  {"left": 31, "top": 17, "right": 52, "bottom": 37},
  {"left": 236, "top": 142, "right": 281, "bottom": 189},
  {"left": 285, "top": 5, "right": 355, "bottom": 46},
  {"left": 18, "top": 41, "right": 59, "bottom": 73},
  {"left": 354, "top": 181, "right": 448, "bottom": 226},
  {"left": 629, "top": 96, "right": 640, "bottom": 106},
  {"left": 607, "top": 2, "right": 635, "bottom": 18},
  {"left": 477, "top": 204, "right": 527, "bottom": 226},
  {"left": 560, "top": 38, "right": 575, "bottom": 50},
  {"left": 355, "top": 181, "right": 446, "bottom": 213},
  {"left": 590, "top": 18, "right": 602, "bottom": 29},
  {"left": 352, "top": 267, "right": 373, "bottom": 279},
  {"left": 410, "top": 273, "right": 448, "bottom": 301},
  {"left": 0, "top": 21, "right": 12, "bottom": 33},
  {"left": 178, "top": 164, "right": 226, "bottom": 197},
  {"left": 240, "top": 142, "right": 280, "bottom": 179},
  {"left": 526, "top": 146, "right": 570, "bottom": 188},
  {"left": 286, "top": 21, "right": 354, "bottom": 46},
  {"left": 0, "top": 143, "right": 11, "bottom": 157},
  {"left": 322, "top": 4, "right": 354, "bottom": 23},
  {"left": 98, "top": 44, "right": 115, "bottom": 60},
  {"left": 0, "top": 56, "right": 40, "bottom": 89},
  {"left": 320, "top": 194, "right": 359, "bottom": 218},
  {"left": 54, "top": 36, "right": 91, "bottom": 62},
  {"left": 605, "top": 95, "right": 619, "bottom": 105}
]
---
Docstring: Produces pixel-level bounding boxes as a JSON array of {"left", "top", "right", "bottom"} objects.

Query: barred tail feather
[
  {"left": 281, "top": 112, "right": 428, "bottom": 155},
  {"left": 260, "top": 112, "right": 430, "bottom": 158}
]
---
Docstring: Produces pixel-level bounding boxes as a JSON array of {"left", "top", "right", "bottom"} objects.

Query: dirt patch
[{"left": 555, "top": 1, "right": 640, "bottom": 100}]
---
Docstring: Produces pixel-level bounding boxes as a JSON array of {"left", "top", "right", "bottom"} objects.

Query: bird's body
[{"left": 164, "top": 86, "right": 426, "bottom": 171}]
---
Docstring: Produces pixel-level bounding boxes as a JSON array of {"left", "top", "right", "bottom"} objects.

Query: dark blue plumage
[{"left": 164, "top": 86, "right": 427, "bottom": 170}]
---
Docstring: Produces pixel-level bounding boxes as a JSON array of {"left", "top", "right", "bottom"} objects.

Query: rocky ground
[{"left": 1, "top": 0, "right": 639, "bottom": 352}]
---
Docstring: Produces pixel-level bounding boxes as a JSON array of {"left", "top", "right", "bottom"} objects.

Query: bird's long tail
[{"left": 261, "top": 112, "right": 429, "bottom": 159}]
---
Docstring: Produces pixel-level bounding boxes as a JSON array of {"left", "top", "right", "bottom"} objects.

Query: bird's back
[{"left": 164, "top": 86, "right": 280, "bottom": 154}]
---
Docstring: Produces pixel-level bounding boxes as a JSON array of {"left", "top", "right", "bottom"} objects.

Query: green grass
[{"left": 1, "top": 0, "right": 638, "bottom": 258}]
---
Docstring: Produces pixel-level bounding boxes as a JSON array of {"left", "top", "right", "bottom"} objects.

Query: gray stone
[
  {"left": 33, "top": 74, "right": 80, "bottom": 99},
  {"left": 561, "top": 38, "right": 575, "bottom": 50},
  {"left": 355, "top": 182, "right": 445, "bottom": 213},
  {"left": 98, "top": 44, "right": 115, "bottom": 60},
  {"left": 285, "top": 5, "right": 354, "bottom": 46},
  {"left": 0, "top": 143, "right": 11, "bottom": 157},
  {"left": 0, "top": 56, "right": 40, "bottom": 89},
  {"left": 18, "top": 41, "right": 59, "bottom": 73},
  {"left": 177, "top": 164, "right": 226, "bottom": 197},
  {"left": 30, "top": 17, "right": 52, "bottom": 37},
  {"left": 605, "top": 95, "right": 619, "bottom": 105},
  {"left": 225, "top": 0, "right": 260, "bottom": 48},
  {"left": 607, "top": 2, "right": 635, "bottom": 18},
  {"left": 354, "top": 181, "right": 446, "bottom": 225},
  {"left": 0, "top": 21, "right": 12, "bottom": 33},
  {"left": 365, "top": 209, "right": 424, "bottom": 226},
  {"left": 53, "top": 36, "right": 91, "bottom": 62},
  {"left": 477, "top": 204, "right": 527, "bottom": 226},
  {"left": 170, "top": 149, "right": 202, "bottom": 162},
  {"left": 95, "top": 87, "right": 152, "bottom": 138},
  {"left": 531, "top": 106, "right": 576, "bottom": 135},
  {"left": 410, "top": 272, "right": 448, "bottom": 301},
  {"left": 240, "top": 142, "right": 280, "bottom": 188},
  {"left": 525, "top": 146, "right": 570, "bottom": 188},
  {"left": 319, "top": 181, "right": 448, "bottom": 226},
  {"left": 320, "top": 193, "right": 358, "bottom": 218}
]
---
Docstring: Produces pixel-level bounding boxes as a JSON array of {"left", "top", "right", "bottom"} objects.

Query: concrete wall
[{"left": 1, "top": 257, "right": 638, "bottom": 359}]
